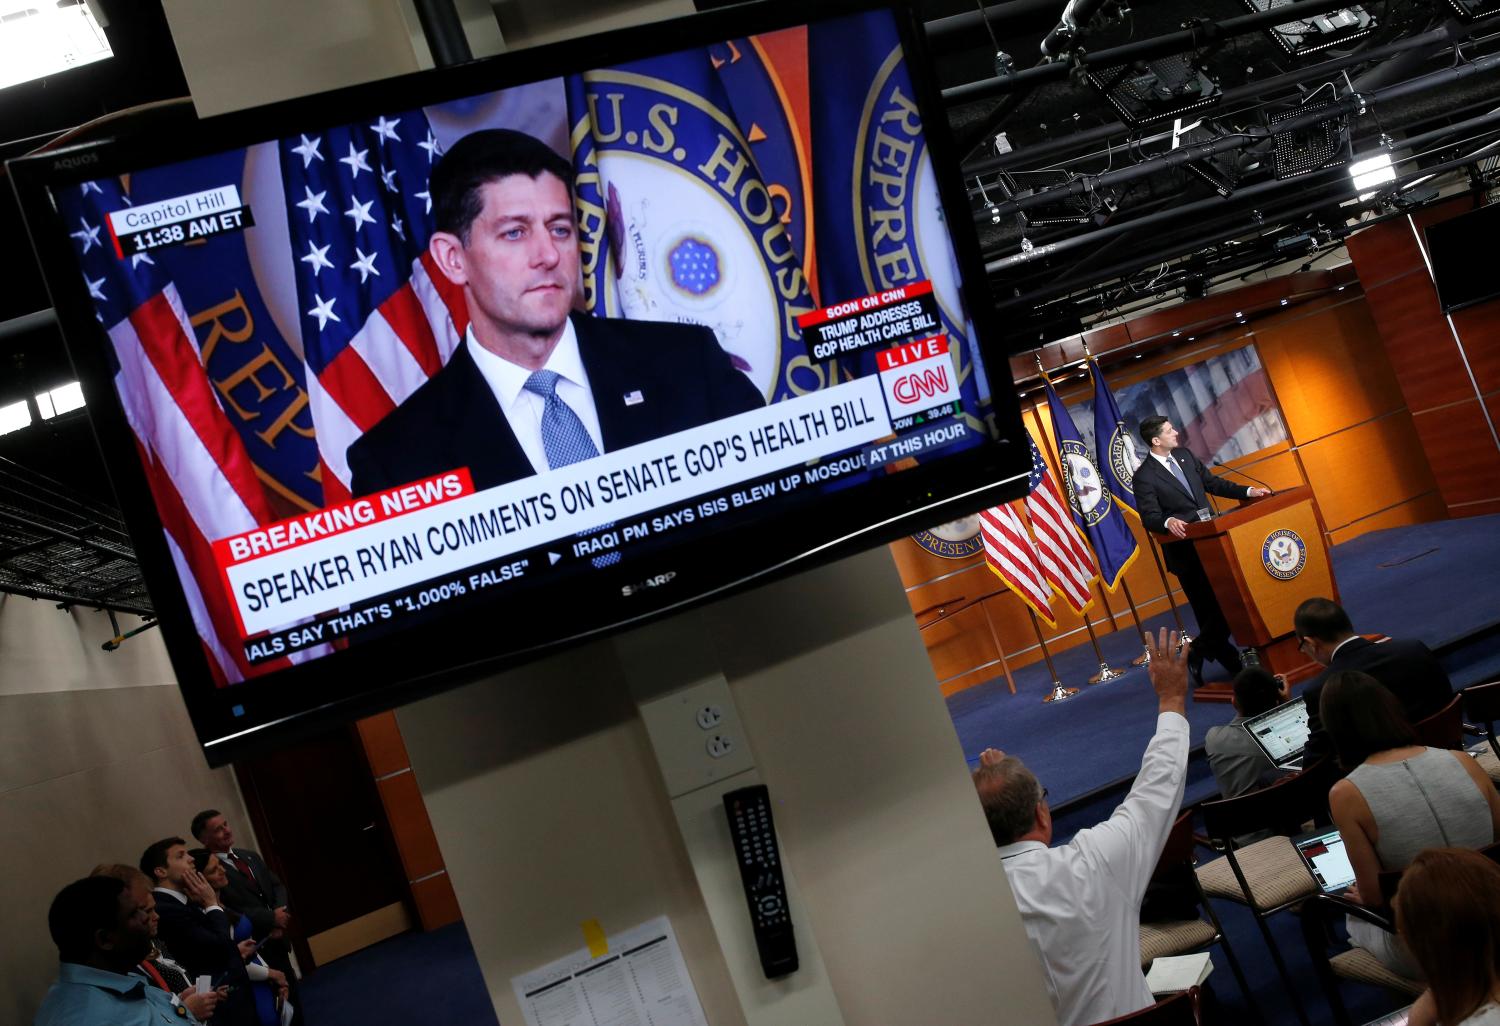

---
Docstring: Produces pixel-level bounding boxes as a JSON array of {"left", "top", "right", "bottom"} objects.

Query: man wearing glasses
[{"left": 1294, "top": 596, "right": 1452, "bottom": 761}]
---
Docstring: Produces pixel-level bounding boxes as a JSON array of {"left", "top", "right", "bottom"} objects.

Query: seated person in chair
[
  {"left": 1205, "top": 667, "right": 1288, "bottom": 799},
  {"left": 1324, "top": 671, "right": 1500, "bottom": 978},
  {"left": 1394, "top": 847, "right": 1500, "bottom": 1026}
]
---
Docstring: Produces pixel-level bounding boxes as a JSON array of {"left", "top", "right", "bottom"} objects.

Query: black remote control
[{"left": 723, "top": 784, "right": 799, "bottom": 978}]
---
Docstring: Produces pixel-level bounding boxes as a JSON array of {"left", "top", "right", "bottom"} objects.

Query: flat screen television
[
  {"left": 1425, "top": 201, "right": 1500, "bottom": 313},
  {"left": 9, "top": 0, "right": 1029, "bottom": 764}
]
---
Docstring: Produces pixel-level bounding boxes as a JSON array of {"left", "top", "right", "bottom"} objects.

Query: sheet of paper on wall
[{"left": 511, "top": 915, "right": 709, "bottom": 1026}]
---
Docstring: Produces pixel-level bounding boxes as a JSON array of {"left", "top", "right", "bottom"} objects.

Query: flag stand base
[
  {"left": 1089, "top": 662, "right": 1123, "bottom": 684},
  {"left": 1043, "top": 682, "right": 1079, "bottom": 703},
  {"left": 1132, "top": 650, "right": 1149, "bottom": 667}
]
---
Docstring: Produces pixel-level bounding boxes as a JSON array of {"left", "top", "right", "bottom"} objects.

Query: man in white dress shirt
[{"left": 972, "top": 629, "right": 1191, "bottom": 1026}]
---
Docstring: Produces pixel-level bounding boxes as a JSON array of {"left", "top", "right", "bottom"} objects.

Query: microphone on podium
[{"left": 1213, "top": 460, "right": 1275, "bottom": 495}]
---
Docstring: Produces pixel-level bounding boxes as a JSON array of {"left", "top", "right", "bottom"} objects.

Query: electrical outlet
[
  {"left": 706, "top": 733, "right": 735, "bottom": 759},
  {"left": 696, "top": 704, "right": 723, "bottom": 730}
]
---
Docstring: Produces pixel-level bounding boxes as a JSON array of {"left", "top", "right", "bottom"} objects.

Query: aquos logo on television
[
  {"left": 875, "top": 335, "right": 960, "bottom": 418},
  {"left": 1262, "top": 528, "right": 1308, "bottom": 580}
]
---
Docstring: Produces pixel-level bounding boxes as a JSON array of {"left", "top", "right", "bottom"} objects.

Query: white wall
[
  {"left": 0, "top": 596, "right": 252, "bottom": 1025},
  {"left": 398, "top": 549, "right": 1057, "bottom": 1025}
]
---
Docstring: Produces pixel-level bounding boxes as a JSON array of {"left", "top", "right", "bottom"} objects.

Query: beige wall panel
[
  {"left": 701, "top": 548, "right": 1057, "bottom": 1025},
  {"left": 396, "top": 642, "right": 749, "bottom": 1026},
  {"left": 161, "top": 0, "right": 422, "bottom": 116},
  {"left": 0, "top": 597, "right": 175, "bottom": 696}
]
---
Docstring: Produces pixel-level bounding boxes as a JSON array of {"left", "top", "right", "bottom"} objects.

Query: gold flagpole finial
[
  {"left": 1035, "top": 353, "right": 1048, "bottom": 382},
  {"left": 1082, "top": 338, "right": 1092, "bottom": 360}
]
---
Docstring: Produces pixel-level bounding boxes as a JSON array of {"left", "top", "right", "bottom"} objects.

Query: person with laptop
[
  {"left": 970, "top": 629, "right": 1191, "bottom": 1026},
  {"left": 1205, "top": 666, "right": 1291, "bottom": 798},
  {"left": 1393, "top": 848, "right": 1500, "bottom": 1026},
  {"left": 1323, "top": 671, "right": 1500, "bottom": 978},
  {"left": 1295, "top": 597, "right": 1453, "bottom": 762}
]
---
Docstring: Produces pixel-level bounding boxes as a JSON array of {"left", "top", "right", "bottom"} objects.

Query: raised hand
[{"left": 1144, "top": 628, "right": 1189, "bottom": 715}]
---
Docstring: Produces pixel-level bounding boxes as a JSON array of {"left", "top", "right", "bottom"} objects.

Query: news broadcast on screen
[{"left": 17, "top": 0, "right": 1026, "bottom": 756}]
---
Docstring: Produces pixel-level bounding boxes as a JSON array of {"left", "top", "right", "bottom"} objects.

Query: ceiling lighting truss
[
  {"left": 1088, "top": 52, "right": 1222, "bottom": 127},
  {"left": 1271, "top": 102, "right": 1350, "bottom": 179},
  {"left": 1243, "top": 0, "right": 1375, "bottom": 56}
]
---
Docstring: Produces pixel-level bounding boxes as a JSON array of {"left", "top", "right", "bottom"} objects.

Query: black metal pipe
[
  {"left": 980, "top": 51, "right": 1500, "bottom": 218},
  {"left": 983, "top": 103, "right": 1500, "bottom": 269},
  {"left": 924, "top": 0, "right": 1060, "bottom": 51},
  {"left": 412, "top": 0, "right": 472, "bottom": 67},
  {"left": 958, "top": 22, "right": 1467, "bottom": 175},
  {"left": 991, "top": 144, "right": 1497, "bottom": 310},
  {"left": 1040, "top": 0, "right": 1108, "bottom": 59},
  {"left": 946, "top": 0, "right": 1393, "bottom": 105}
]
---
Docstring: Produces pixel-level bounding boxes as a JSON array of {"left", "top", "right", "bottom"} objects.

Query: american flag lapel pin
[{"left": 623, "top": 389, "right": 644, "bottom": 406}]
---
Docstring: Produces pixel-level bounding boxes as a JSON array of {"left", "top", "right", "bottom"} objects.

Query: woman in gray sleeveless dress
[{"left": 1322, "top": 671, "right": 1500, "bottom": 978}]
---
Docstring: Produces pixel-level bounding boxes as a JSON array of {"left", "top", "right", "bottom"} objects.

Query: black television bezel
[
  {"left": 1424, "top": 201, "right": 1500, "bottom": 314},
  {"left": 9, "top": 0, "right": 1029, "bottom": 766}
]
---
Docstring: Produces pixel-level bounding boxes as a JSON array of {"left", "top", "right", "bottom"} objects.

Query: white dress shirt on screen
[
  {"left": 997, "top": 711, "right": 1190, "bottom": 1026},
  {"left": 466, "top": 319, "right": 603, "bottom": 473}
]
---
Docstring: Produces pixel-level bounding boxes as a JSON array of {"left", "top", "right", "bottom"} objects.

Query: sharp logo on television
[{"left": 622, "top": 572, "right": 677, "bottom": 597}]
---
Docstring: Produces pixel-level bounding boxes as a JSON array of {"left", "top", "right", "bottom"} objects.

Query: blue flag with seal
[
  {"left": 1089, "top": 357, "right": 1144, "bottom": 519},
  {"left": 566, "top": 49, "right": 820, "bottom": 404},
  {"left": 1042, "top": 372, "right": 1140, "bottom": 590},
  {"left": 806, "top": 11, "right": 990, "bottom": 444}
]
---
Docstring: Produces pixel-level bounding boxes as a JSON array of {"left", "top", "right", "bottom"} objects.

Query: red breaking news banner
[
  {"left": 212, "top": 470, "right": 475, "bottom": 568},
  {"left": 796, "top": 280, "right": 936, "bottom": 328}
]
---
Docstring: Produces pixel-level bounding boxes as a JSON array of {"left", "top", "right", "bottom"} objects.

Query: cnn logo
[{"left": 892, "top": 365, "right": 951, "bottom": 405}]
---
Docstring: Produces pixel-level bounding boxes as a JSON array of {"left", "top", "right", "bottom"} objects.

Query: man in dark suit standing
[
  {"left": 1294, "top": 597, "right": 1453, "bottom": 761},
  {"left": 192, "top": 809, "right": 300, "bottom": 1022},
  {"left": 1133, "top": 415, "right": 1271, "bottom": 685},
  {"left": 346, "top": 128, "right": 764, "bottom": 499}
]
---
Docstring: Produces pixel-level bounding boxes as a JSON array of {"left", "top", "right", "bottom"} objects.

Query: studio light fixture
[
  {"left": 1003, "top": 170, "right": 1097, "bottom": 227},
  {"left": 1243, "top": 0, "right": 1375, "bottom": 56},
  {"left": 1349, "top": 151, "right": 1396, "bottom": 199},
  {"left": 1272, "top": 102, "right": 1350, "bottom": 180},
  {"left": 1088, "top": 53, "right": 1222, "bottom": 127}
]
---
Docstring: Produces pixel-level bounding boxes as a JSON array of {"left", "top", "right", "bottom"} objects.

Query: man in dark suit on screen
[
  {"left": 1133, "top": 415, "right": 1271, "bottom": 685},
  {"left": 1294, "top": 597, "right": 1453, "bottom": 761},
  {"left": 346, "top": 128, "right": 764, "bottom": 498}
]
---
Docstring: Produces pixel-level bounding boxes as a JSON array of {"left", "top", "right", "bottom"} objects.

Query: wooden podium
[{"left": 1166, "top": 486, "right": 1337, "bottom": 700}]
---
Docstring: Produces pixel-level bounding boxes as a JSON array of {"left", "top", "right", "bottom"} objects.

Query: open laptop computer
[
  {"left": 1294, "top": 826, "right": 1358, "bottom": 894},
  {"left": 1241, "top": 695, "right": 1311, "bottom": 771}
]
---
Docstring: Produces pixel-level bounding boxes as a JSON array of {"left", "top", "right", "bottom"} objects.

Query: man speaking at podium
[{"left": 1134, "top": 416, "right": 1270, "bottom": 686}]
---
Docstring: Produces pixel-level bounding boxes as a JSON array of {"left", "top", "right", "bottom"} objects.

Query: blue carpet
[
  {"left": 298, "top": 922, "right": 497, "bottom": 1026},
  {"left": 949, "top": 514, "right": 1500, "bottom": 808}
]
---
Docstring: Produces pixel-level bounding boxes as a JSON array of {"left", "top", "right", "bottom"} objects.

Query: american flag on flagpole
[
  {"left": 978, "top": 503, "right": 1056, "bottom": 626},
  {"left": 1023, "top": 434, "right": 1097, "bottom": 615}
]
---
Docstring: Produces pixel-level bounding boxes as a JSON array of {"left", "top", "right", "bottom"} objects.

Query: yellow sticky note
[{"left": 581, "top": 918, "right": 608, "bottom": 958}]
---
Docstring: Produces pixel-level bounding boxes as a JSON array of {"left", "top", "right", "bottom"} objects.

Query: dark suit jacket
[
  {"left": 1132, "top": 447, "right": 1250, "bottom": 573},
  {"left": 347, "top": 314, "right": 765, "bottom": 497},
  {"left": 217, "top": 847, "right": 287, "bottom": 940},
  {"left": 153, "top": 891, "right": 238, "bottom": 978},
  {"left": 1301, "top": 636, "right": 1453, "bottom": 761}
]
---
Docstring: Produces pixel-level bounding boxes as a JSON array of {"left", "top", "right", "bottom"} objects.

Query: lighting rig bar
[{"left": 1243, "top": 0, "right": 1375, "bottom": 56}]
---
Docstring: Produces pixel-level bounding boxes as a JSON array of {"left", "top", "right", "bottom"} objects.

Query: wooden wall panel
[
  {"left": 1327, "top": 491, "right": 1447, "bottom": 546},
  {"left": 1253, "top": 298, "right": 1408, "bottom": 443},
  {"left": 1360, "top": 275, "right": 1474, "bottom": 411},
  {"left": 1448, "top": 304, "right": 1500, "bottom": 395},
  {"left": 889, "top": 538, "right": 980, "bottom": 590},
  {"left": 1297, "top": 411, "right": 1440, "bottom": 531},
  {"left": 1411, "top": 401, "right": 1500, "bottom": 506},
  {"left": 907, "top": 563, "right": 992, "bottom": 623},
  {"left": 919, "top": 603, "right": 1001, "bottom": 689}
]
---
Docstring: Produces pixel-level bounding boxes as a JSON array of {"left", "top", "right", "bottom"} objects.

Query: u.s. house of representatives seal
[
  {"left": 912, "top": 516, "right": 983, "bottom": 558},
  {"left": 1262, "top": 528, "right": 1307, "bottom": 580},
  {"left": 1061, "top": 438, "right": 1111, "bottom": 526}
]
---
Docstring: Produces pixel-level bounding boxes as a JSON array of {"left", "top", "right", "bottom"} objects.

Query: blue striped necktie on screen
[{"left": 524, "top": 370, "right": 620, "bottom": 568}]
